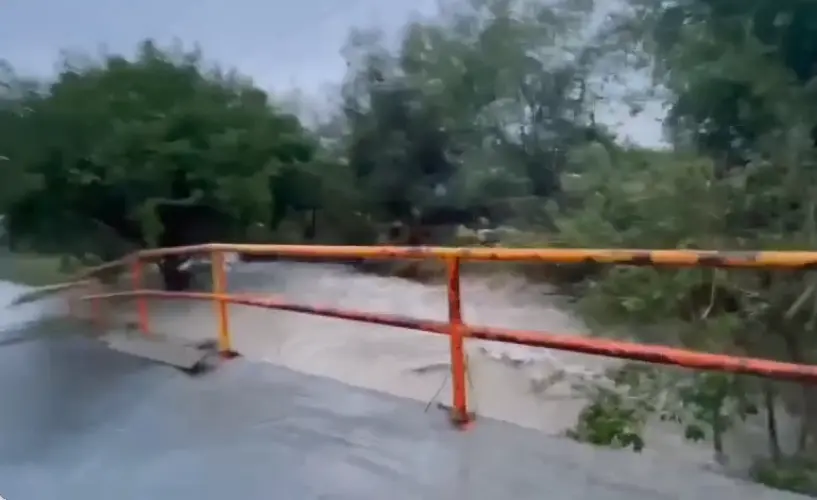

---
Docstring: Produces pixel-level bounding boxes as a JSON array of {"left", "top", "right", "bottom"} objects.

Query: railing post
[
  {"left": 91, "top": 296, "right": 103, "bottom": 330},
  {"left": 210, "top": 250, "right": 235, "bottom": 357},
  {"left": 66, "top": 285, "right": 77, "bottom": 318},
  {"left": 90, "top": 280, "right": 105, "bottom": 331},
  {"left": 446, "top": 256, "right": 471, "bottom": 427},
  {"left": 131, "top": 258, "right": 150, "bottom": 335}
]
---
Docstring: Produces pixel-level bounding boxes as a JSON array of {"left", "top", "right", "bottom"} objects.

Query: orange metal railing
[{"left": 70, "top": 243, "right": 817, "bottom": 428}]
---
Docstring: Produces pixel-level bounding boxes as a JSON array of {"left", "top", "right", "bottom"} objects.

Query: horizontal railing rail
[
  {"left": 78, "top": 243, "right": 817, "bottom": 269},
  {"left": 67, "top": 243, "right": 817, "bottom": 428}
]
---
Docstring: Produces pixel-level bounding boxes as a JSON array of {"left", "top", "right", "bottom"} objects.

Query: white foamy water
[
  {"left": 0, "top": 281, "right": 62, "bottom": 331},
  {"left": 103, "top": 260, "right": 729, "bottom": 465}
]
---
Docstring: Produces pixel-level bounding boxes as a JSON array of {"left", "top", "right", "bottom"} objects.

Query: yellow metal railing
[{"left": 68, "top": 243, "right": 817, "bottom": 428}]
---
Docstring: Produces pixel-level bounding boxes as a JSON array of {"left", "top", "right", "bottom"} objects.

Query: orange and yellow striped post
[
  {"left": 210, "top": 250, "right": 234, "bottom": 356},
  {"left": 446, "top": 256, "right": 470, "bottom": 427},
  {"left": 132, "top": 258, "right": 150, "bottom": 335}
]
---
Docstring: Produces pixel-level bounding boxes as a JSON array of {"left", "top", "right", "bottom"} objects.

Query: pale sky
[{"left": 0, "top": 0, "right": 666, "bottom": 147}]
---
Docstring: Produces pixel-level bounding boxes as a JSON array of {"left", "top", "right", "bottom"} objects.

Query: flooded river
[
  {"left": 109, "top": 261, "right": 723, "bottom": 465},
  {"left": 3, "top": 260, "right": 800, "bottom": 475}
]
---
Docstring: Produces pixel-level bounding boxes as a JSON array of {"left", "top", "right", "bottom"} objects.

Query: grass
[{"left": 0, "top": 252, "right": 83, "bottom": 286}]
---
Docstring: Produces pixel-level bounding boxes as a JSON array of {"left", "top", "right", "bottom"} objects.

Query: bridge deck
[{"left": 0, "top": 326, "right": 804, "bottom": 500}]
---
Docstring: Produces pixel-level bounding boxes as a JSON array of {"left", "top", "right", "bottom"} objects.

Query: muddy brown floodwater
[
  {"left": 1, "top": 258, "right": 808, "bottom": 481},
  {"left": 103, "top": 260, "right": 803, "bottom": 473}
]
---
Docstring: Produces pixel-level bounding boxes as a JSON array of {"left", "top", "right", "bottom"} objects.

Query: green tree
[
  {"left": 339, "top": 0, "right": 602, "bottom": 233},
  {"left": 1, "top": 40, "right": 318, "bottom": 289}
]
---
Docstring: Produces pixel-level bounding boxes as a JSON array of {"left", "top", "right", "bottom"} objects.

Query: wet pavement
[{"left": 0, "top": 319, "right": 806, "bottom": 499}]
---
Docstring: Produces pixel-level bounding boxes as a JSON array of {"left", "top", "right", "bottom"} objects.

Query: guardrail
[{"left": 71, "top": 243, "right": 817, "bottom": 428}]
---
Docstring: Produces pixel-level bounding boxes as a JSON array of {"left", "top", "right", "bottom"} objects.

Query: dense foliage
[
  {"left": 555, "top": 0, "right": 817, "bottom": 493},
  {"left": 2, "top": 0, "right": 817, "bottom": 493},
  {"left": 0, "top": 42, "right": 329, "bottom": 287}
]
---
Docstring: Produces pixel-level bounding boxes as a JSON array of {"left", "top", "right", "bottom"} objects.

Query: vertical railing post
[
  {"left": 446, "top": 256, "right": 471, "bottom": 427},
  {"left": 91, "top": 296, "right": 103, "bottom": 330},
  {"left": 132, "top": 258, "right": 150, "bottom": 335},
  {"left": 90, "top": 280, "right": 105, "bottom": 331},
  {"left": 66, "top": 284, "right": 77, "bottom": 319},
  {"left": 210, "top": 250, "right": 235, "bottom": 357}
]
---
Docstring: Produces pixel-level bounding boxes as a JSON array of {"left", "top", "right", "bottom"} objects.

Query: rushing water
[
  {"left": 106, "top": 261, "right": 727, "bottom": 466},
  {"left": 4, "top": 260, "right": 798, "bottom": 474},
  {"left": 0, "top": 281, "right": 56, "bottom": 330}
]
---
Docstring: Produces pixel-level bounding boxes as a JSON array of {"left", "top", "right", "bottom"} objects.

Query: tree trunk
[
  {"left": 713, "top": 417, "right": 725, "bottom": 456},
  {"left": 764, "top": 381, "right": 782, "bottom": 463},
  {"left": 303, "top": 208, "right": 317, "bottom": 240},
  {"left": 158, "top": 256, "right": 192, "bottom": 291},
  {"left": 780, "top": 328, "right": 817, "bottom": 454}
]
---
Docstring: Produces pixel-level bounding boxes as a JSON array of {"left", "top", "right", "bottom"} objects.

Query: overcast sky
[{"left": 1, "top": 0, "right": 665, "bottom": 146}]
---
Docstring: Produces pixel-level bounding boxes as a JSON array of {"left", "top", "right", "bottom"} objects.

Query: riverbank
[{"left": 0, "top": 252, "right": 78, "bottom": 286}]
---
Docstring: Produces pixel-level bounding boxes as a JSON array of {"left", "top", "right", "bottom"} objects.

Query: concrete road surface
[{"left": 0, "top": 327, "right": 804, "bottom": 499}]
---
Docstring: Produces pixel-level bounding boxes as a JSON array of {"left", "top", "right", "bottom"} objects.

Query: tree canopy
[{"left": 0, "top": 41, "right": 324, "bottom": 286}]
